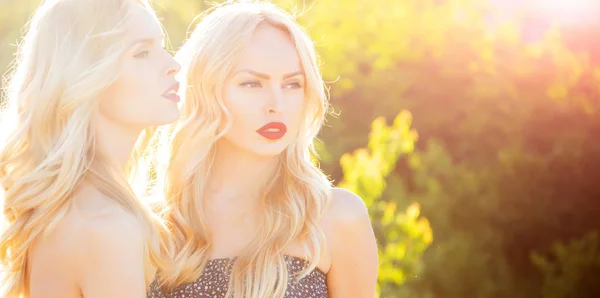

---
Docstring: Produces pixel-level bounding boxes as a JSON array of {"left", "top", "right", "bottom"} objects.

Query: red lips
[{"left": 256, "top": 122, "right": 287, "bottom": 140}]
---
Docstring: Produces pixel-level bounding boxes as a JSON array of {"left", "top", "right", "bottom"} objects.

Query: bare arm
[
  {"left": 326, "top": 188, "right": 379, "bottom": 298},
  {"left": 76, "top": 209, "right": 148, "bottom": 298}
]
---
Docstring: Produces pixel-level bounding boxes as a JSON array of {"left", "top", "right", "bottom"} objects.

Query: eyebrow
[
  {"left": 130, "top": 35, "right": 165, "bottom": 47},
  {"left": 235, "top": 70, "right": 304, "bottom": 80}
]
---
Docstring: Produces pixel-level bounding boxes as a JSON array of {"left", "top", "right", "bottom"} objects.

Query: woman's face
[
  {"left": 219, "top": 25, "right": 306, "bottom": 157},
  {"left": 98, "top": 4, "right": 181, "bottom": 130}
]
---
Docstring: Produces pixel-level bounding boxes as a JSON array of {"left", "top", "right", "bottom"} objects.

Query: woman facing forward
[
  {"left": 0, "top": 0, "right": 180, "bottom": 297},
  {"left": 149, "top": 2, "right": 378, "bottom": 297}
]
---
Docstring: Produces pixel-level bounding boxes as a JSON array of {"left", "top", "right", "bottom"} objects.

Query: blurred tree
[
  {"left": 296, "top": 0, "right": 600, "bottom": 296},
  {"left": 2, "top": 0, "right": 600, "bottom": 297},
  {"left": 532, "top": 231, "right": 600, "bottom": 298},
  {"left": 337, "top": 110, "right": 432, "bottom": 297}
]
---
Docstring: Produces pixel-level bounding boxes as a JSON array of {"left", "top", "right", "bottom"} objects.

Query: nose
[
  {"left": 165, "top": 54, "right": 181, "bottom": 77},
  {"left": 266, "top": 86, "right": 284, "bottom": 115}
]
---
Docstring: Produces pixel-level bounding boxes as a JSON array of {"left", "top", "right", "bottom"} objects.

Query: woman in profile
[
  {"left": 148, "top": 2, "right": 378, "bottom": 297},
  {"left": 0, "top": 0, "right": 181, "bottom": 297}
]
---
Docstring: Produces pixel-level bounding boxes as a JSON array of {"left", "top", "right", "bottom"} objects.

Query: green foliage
[
  {"left": 532, "top": 231, "right": 600, "bottom": 298},
  {"left": 3, "top": 0, "right": 600, "bottom": 297},
  {"left": 393, "top": 140, "right": 523, "bottom": 297},
  {"left": 297, "top": 0, "right": 600, "bottom": 296},
  {"left": 337, "top": 111, "right": 432, "bottom": 297}
]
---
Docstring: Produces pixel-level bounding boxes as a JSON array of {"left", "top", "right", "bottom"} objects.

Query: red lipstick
[{"left": 256, "top": 122, "right": 287, "bottom": 140}]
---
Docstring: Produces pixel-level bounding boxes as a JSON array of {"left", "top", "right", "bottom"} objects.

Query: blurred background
[{"left": 2, "top": 0, "right": 600, "bottom": 297}]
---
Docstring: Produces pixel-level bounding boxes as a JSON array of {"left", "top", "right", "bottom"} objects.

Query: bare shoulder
[
  {"left": 69, "top": 187, "right": 145, "bottom": 267},
  {"left": 322, "top": 187, "right": 370, "bottom": 224},
  {"left": 75, "top": 202, "right": 144, "bottom": 251},
  {"left": 30, "top": 187, "right": 142, "bottom": 263},
  {"left": 319, "top": 187, "right": 374, "bottom": 256},
  {"left": 320, "top": 188, "right": 379, "bottom": 297},
  {"left": 28, "top": 188, "right": 146, "bottom": 297},
  {"left": 70, "top": 185, "right": 144, "bottom": 247},
  {"left": 70, "top": 187, "right": 148, "bottom": 297}
]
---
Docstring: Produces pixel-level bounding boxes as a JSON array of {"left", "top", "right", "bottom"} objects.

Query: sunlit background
[{"left": 2, "top": 0, "right": 600, "bottom": 297}]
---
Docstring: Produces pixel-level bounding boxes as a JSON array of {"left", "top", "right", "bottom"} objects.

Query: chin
[
  {"left": 251, "top": 142, "right": 289, "bottom": 157},
  {"left": 254, "top": 150, "right": 286, "bottom": 158},
  {"left": 153, "top": 107, "right": 181, "bottom": 126}
]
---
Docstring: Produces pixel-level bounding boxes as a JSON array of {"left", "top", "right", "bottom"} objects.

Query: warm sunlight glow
[
  {"left": 488, "top": 0, "right": 600, "bottom": 25},
  {"left": 532, "top": 0, "right": 599, "bottom": 24}
]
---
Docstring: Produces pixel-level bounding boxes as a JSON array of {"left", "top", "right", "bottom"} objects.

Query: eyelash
[
  {"left": 240, "top": 81, "right": 260, "bottom": 88},
  {"left": 240, "top": 81, "right": 303, "bottom": 89},
  {"left": 133, "top": 43, "right": 168, "bottom": 59},
  {"left": 134, "top": 51, "right": 149, "bottom": 58}
]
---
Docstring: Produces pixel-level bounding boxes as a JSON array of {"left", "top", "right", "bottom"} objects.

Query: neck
[
  {"left": 94, "top": 114, "right": 143, "bottom": 171},
  {"left": 205, "top": 140, "right": 280, "bottom": 207}
]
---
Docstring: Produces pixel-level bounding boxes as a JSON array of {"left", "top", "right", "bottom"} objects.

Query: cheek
[
  {"left": 98, "top": 78, "right": 126, "bottom": 115},
  {"left": 225, "top": 87, "right": 261, "bottom": 119},
  {"left": 222, "top": 88, "right": 257, "bottom": 134},
  {"left": 286, "top": 92, "right": 306, "bottom": 126},
  {"left": 119, "top": 67, "right": 152, "bottom": 98},
  {"left": 98, "top": 67, "right": 153, "bottom": 117},
  {"left": 104, "top": 71, "right": 141, "bottom": 101}
]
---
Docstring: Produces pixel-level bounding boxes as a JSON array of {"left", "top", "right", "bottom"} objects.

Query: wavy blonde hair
[
  {"left": 151, "top": 1, "right": 332, "bottom": 297},
  {"left": 0, "top": 0, "right": 172, "bottom": 296}
]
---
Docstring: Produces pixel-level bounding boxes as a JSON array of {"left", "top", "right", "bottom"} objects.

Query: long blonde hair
[
  {"left": 151, "top": 1, "right": 332, "bottom": 297},
  {"left": 0, "top": 0, "right": 172, "bottom": 296}
]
